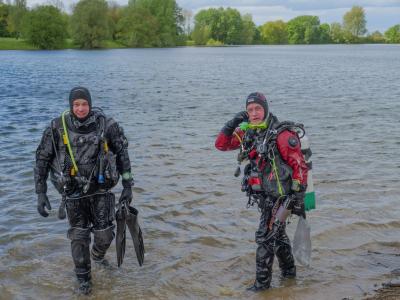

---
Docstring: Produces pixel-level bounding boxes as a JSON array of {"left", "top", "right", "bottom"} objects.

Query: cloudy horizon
[{"left": 25, "top": 0, "right": 400, "bottom": 33}]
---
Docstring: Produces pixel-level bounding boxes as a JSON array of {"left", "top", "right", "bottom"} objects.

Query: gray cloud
[
  {"left": 176, "top": 0, "right": 400, "bottom": 10},
  {"left": 176, "top": 1, "right": 400, "bottom": 31}
]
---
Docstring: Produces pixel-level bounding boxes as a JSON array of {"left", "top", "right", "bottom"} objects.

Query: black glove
[
  {"left": 119, "top": 179, "right": 133, "bottom": 204},
  {"left": 221, "top": 111, "right": 249, "bottom": 135},
  {"left": 37, "top": 193, "right": 51, "bottom": 217},
  {"left": 291, "top": 191, "right": 306, "bottom": 218}
]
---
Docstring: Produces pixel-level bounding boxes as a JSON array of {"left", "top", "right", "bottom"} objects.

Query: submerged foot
[
  {"left": 246, "top": 282, "right": 270, "bottom": 292},
  {"left": 281, "top": 266, "right": 296, "bottom": 279},
  {"left": 77, "top": 280, "right": 92, "bottom": 295}
]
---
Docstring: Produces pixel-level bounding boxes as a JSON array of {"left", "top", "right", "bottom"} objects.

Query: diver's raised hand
[
  {"left": 221, "top": 111, "right": 249, "bottom": 135},
  {"left": 37, "top": 193, "right": 51, "bottom": 217}
]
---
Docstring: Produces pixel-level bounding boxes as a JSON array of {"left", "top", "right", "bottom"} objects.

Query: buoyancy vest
[
  {"left": 241, "top": 116, "right": 301, "bottom": 198},
  {"left": 49, "top": 109, "right": 119, "bottom": 195}
]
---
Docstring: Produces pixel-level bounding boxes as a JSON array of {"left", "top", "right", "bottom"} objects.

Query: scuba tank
[{"left": 300, "top": 134, "right": 315, "bottom": 211}]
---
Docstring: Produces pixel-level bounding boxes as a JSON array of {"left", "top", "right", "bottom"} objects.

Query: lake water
[{"left": 0, "top": 45, "right": 399, "bottom": 299}]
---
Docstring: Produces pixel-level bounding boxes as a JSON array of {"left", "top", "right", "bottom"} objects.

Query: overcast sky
[{"left": 27, "top": 0, "right": 400, "bottom": 32}]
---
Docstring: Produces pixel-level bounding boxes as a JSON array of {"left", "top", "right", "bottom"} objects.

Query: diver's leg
[
  {"left": 248, "top": 207, "right": 274, "bottom": 291},
  {"left": 66, "top": 199, "right": 92, "bottom": 294},
  {"left": 275, "top": 225, "right": 296, "bottom": 278},
  {"left": 90, "top": 193, "right": 115, "bottom": 264}
]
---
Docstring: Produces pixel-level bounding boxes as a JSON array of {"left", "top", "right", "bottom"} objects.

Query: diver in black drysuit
[{"left": 34, "top": 87, "right": 134, "bottom": 294}]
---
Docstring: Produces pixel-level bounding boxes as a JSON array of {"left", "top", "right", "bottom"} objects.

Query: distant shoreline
[{"left": 0, "top": 37, "right": 398, "bottom": 51}]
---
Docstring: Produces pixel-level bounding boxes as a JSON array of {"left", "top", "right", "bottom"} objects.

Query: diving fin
[
  {"left": 115, "top": 205, "right": 126, "bottom": 267},
  {"left": 124, "top": 204, "right": 145, "bottom": 266}
]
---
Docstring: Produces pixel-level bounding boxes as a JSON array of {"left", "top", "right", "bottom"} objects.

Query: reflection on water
[{"left": 0, "top": 45, "right": 399, "bottom": 299}]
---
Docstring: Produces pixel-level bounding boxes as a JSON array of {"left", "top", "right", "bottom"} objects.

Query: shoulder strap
[
  {"left": 275, "top": 121, "right": 305, "bottom": 138},
  {"left": 61, "top": 110, "right": 79, "bottom": 176}
]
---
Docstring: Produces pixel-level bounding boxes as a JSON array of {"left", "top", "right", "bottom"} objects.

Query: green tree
[
  {"left": 240, "top": 14, "right": 256, "bottom": 44},
  {"left": 194, "top": 8, "right": 224, "bottom": 42},
  {"left": 304, "top": 25, "right": 320, "bottom": 44},
  {"left": 253, "top": 26, "right": 262, "bottom": 44},
  {"left": 366, "top": 31, "right": 385, "bottom": 43},
  {"left": 194, "top": 7, "right": 251, "bottom": 45},
  {"left": 22, "top": 5, "right": 67, "bottom": 49},
  {"left": 384, "top": 24, "right": 400, "bottom": 43},
  {"left": 319, "top": 23, "right": 331, "bottom": 43},
  {"left": 191, "top": 24, "right": 210, "bottom": 45},
  {"left": 330, "top": 22, "right": 344, "bottom": 43},
  {"left": 7, "top": 0, "right": 27, "bottom": 38},
  {"left": 71, "top": 0, "right": 109, "bottom": 49},
  {"left": 134, "top": 0, "right": 184, "bottom": 46},
  {"left": 343, "top": 6, "right": 367, "bottom": 42},
  {"left": 117, "top": 5, "right": 159, "bottom": 47},
  {"left": 287, "top": 15, "right": 320, "bottom": 44},
  {"left": 0, "top": 2, "right": 11, "bottom": 37},
  {"left": 108, "top": 2, "right": 123, "bottom": 41},
  {"left": 224, "top": 7, "right": 243, "bottom": 44},
  {"left": 260, "top": 20, "right": 287, "bottom": 44}
]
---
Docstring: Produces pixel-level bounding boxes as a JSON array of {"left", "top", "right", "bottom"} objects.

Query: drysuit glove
[
  {"left": 291, "top": 191, "right": 306, "bottom": 218},
  {"left": 119, "top": 179, "right": 133, "bottom": 204},
  {"left": 37, "top": 193, "right": 51, "bottom": 217},
  {"left": 221, "top": 111, "right": 249, "bottom": 136}
]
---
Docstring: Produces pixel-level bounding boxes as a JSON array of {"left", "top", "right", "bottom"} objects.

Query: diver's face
[
  {"left": 72, "top": 99, "right": 90, "bottom": 119},
  {"left": 247, "top": 103, "right": 265, "bottom": 124}
]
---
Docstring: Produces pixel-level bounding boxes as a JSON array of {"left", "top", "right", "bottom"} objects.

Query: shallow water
[{"left": 0, "top": 45, "right": 399, "bottom": 299}]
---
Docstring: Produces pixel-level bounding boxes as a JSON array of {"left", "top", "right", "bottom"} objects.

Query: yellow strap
[
  {"left": 233, "top": 131, "right": 243, "bottom": 144},
  {"left": 62, "top": 110, "right": 79, "bottom": 175},
  {"left": 271, "top": 156, "right": 284, "bottom": 196}
]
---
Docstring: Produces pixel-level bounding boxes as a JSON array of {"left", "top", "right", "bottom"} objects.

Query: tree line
[
  {"left": 192, "top": 6, "right": 400, "bottom": 45},
  {"left": 0, "top": 0, "right": 184, "bottom": 49},
  {"left": 0, "top": 0, "right": 399, "bottom": 49}
]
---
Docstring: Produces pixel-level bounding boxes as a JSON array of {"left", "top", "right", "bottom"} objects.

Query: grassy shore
[
  {"left": 3, "top": 37, "right": 392, "bottom": 50},
  {"left": 0, "top": 37, "right": 127, "bottom": 50},
  {"left": 0, "top": 37, "right": 38, "bottom": 50},
  {"left": 0, "top": 37, "right": 228, "bottom": 50}
]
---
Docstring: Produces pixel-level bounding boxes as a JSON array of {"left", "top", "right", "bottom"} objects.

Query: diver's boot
[
  {"left": 248, "top": 243, "right": 274, "bottom": 292},
  {"left": 68, "top": 228, "right": 92, "bottom": 295},
  {"left": 275, "top": 226, "right": 296, "bottom": 279},
  {"left": 76, "top": 270, "right": 92, "bottom": 295},
  {"left": 281, "top": 266, "right": 296, "bottom": 278},
  {"left": 247, "top": 280, "right": 270, "bottom": 292},
  {"left": 77, "top": 278, "right": 92, "bottom": 295}
]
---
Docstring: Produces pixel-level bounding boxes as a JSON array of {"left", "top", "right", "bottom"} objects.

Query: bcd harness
[
  {"left": 49, "top": 109, "right": 119, "bottom": 201},
  {"left": 235, "top": 119, "right": 305, "bottom": 216},
  {"left": 61, "top": 109, "right": 109, "bottom": 189}
]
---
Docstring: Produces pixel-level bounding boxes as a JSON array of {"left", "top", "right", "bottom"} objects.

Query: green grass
[
  {"left": 185, "top": 40, "right": 195, "bottom": 46},
  {"left": 63, "top": 39, "right": 126, "bottom": 49},
  {"left": 0, "top": 37, "right": 38, "bottom": 50},
  {"left": 0, "top": 37, "right": 227, "bottom": 50},
  {"left": 0, "top": 37, "right": 127, "bottom": 50},
  {"left": 101, "top": 40, "right": 126, "bottom": 49},
  {"left": 64, "top": 39, "right": 78, "bottom": 49}
]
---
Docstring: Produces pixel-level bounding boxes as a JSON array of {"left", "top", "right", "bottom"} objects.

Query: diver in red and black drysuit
[{"left": 215, "top": 92, "right": 308, "bottom": 291}]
